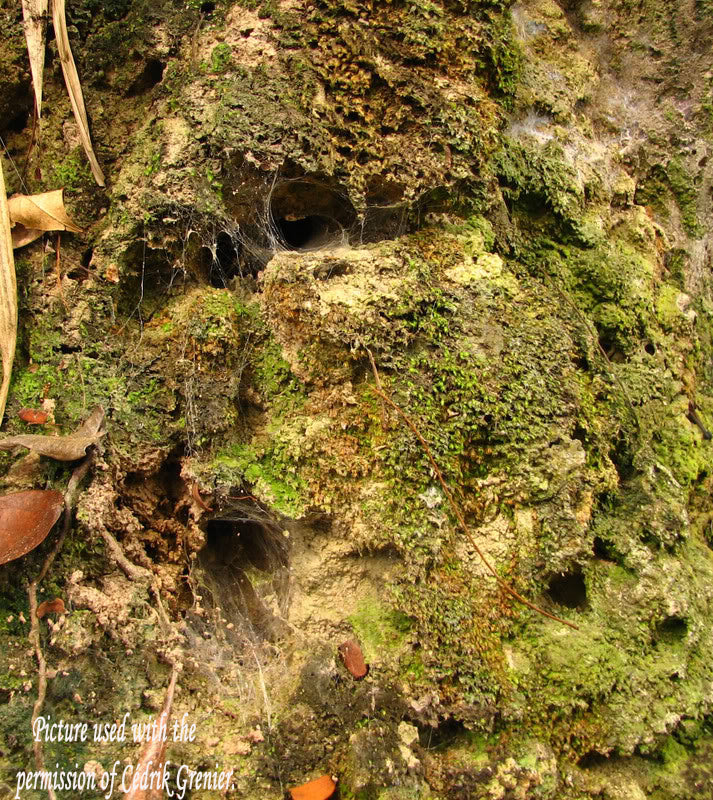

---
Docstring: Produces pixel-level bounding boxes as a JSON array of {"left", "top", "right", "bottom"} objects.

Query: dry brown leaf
[
  {"left": 289, "top": 775, "right": 337, "bottom": 800},
  {"left": 22, "top": 0, "right": 49, "bottom": 118},
  {"left": 18, "top": 408, "right": 49, "bottom": 425},
  {"left": 11, "top": 223, "right": 44, "bottom": 250},
  {"left": 52, "top": 0, "right": 105, "bottom": 187},
  {"left": 8, "top": 189, "right": 83, "bottom": 237},
  {"left": 0, "top": 405, "right": 105, "bottom": 461},
  {"left": 73, "top": 405, "right": 105, "bottom": 438},
  {"left": 125, "top": 670, "right": 178, "bottom": 800},
  {"left": 0, "top": 159, "right": 17, "bottom": 428},
  {"left": 37, "top": 597, "right": 66, "bottom": 618},
  {"left": 0, "top": 490, "right": 64, "bottom": 565},
  {"left": 337, "top": 639, "right": 369, "bottom": 680}
]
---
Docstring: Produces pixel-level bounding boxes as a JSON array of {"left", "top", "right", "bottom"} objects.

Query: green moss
[
  {"left": 494, "top": 139, "right": 581, "bottom": 221},
  {"left": 213, "top": 441, "right": 308, "bottom": 516},
  {"left": 52, "top": 150, "right": 93, "bottom": 193},
  {"left": 660, "top": 735, "right": 689, "bottom": 771},
  {"left": 667, "top": 157, "right": 704, "bottom": 238},
  {"left": 635, "top": 159, "right": 704, "bottom": 238},
  {"left": 656, "top": 284, "right": 689, "bottom": 331},
  {"left": 348, "top": 598, "right": 412, "bottom": 661},
  {"left": 210, "top": 42, "right": 233, "bottom": 73}
]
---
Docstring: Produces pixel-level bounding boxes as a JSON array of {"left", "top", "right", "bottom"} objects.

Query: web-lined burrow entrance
[
  {"left": 185, "top": 499, "right": 292, "bottom": 656},
  {"left": 187, "top": 163, "right": 421, "bottom": 286}
]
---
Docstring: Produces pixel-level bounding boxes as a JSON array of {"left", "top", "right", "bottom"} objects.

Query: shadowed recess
[
  {"left": 546, "top": 569, "right": 587, "bottom": 609},
  {"left": 127, "top": 58, "right": 166, "bottom": 96},
  {"left": 194, "top": 503, "right": 290, "bottom": 641},
  {"left": 268, "top": 179, "right": 355, "bottom": 251}
]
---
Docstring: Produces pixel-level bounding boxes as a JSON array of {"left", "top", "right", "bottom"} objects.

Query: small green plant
[
  {"left": 144, "top": 150, "right": 162, "bottom": 177},
  {"left": 52, "top": 152, "right": 90, "bottom": 192},
  {"left": 211, "top": 43, "right": 233, "bottom": 74}
]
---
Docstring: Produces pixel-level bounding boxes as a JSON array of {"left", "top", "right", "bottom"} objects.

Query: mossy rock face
[{"left": 3, "top": 0, "right": 713, "bottom": 798}]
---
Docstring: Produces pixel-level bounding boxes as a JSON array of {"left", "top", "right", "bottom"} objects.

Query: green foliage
[
  {"left": 494, "top": 139, "right": 581, "bottom": 220},
  {"left": 210, "top": 43, "right": 233, "bottom": 73},
  {"left": 52, "top": 151, "right": 92, "bottom": 193}
]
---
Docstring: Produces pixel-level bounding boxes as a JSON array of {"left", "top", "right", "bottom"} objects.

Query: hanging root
[{"left": 364, "top": 347, "right": 579, "bottom": 631}]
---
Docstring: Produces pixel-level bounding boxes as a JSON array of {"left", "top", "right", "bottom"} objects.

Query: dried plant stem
[
  {"left": 365, "top": 348, "right": 579, "bottom": 631},
  {"left": 22, "top": 0, "right": 49, "bottom": 119},
  {"left": 0, "top": 157, "right": 17, "bottom": 428},
  {"left": 97, "top": 524, "right": 172, "bottom": 633},
  {"left": 97, "top": 525, "right": 151, "bottom": 583},
  {"left": 52, "top": 0, "right": 105, "bottom": 186},
  {"left": 27, "top": 453, "right": 94, "bottom": 798}
]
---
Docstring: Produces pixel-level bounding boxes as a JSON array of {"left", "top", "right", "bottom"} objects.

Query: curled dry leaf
[
  {"left": 8, "top": 189, "right": 83, "bottom": 250},
  {"left": 37, "top": 597, "right": 66, "bottom": 618},
  {"left": 289, "top": 775, "right": 337, "bottom": 800},
  {"left": 338, "top": 639, "right": 369, "bottom": 680},
  {"left": 19, "top": 408, "right": 49, "bottom": 425},
  {"left": 0, "top": 405, "right": 105, "bottom": 461},
  {"left": 52, "top": 0, "right": 105, "bottom": 187},
  {"left": 22, "top": 0, "right": 49, "bottom": 118},
  {"left": 0, "top": 490, "right": 64, "bottom": 565},
  {"left": 11, "top": 224, "right": 44, "bottom": 250}
]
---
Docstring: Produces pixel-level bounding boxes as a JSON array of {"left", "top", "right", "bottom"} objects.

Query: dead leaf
[
  {"left": 0, "top": 405, "right": 105, "bottom": 461},
  {"left": 18, "top": 408, "right": 49, "bottom": 425},
  {"left": 37, "top": 597, "right": 66, "bottom": 618},
  {"left": 338, "top": 639, "right": 369, "bottom": 680},
  {"left": 52, "top": 0, "right": 105, "bottom": 187},
  {"left": 0, "top": 490, "right": 64, "bottom": 565},
  {"left": 125, "top": 669, "right": 177, "bottom": 800},
  {"left": 289, "top": 775, "right": 337, "bottom": 800},
  {"left": 0, "top": 159, "right": 17, "bottom": 428},
  {"left": 11, "top": 224, "right": 44, "bottom": 250},
  {"left": 22, "top": 0, "right": 49, "bottom": 118},
  {"left": 73, "top": 405, "right": 105, "bottom": 438},
  {"left": 8, "top": 189, "right": 83, "bottom": 240},
  {"left": 246, "top": 727, "right": 264, "bottom": 743}
]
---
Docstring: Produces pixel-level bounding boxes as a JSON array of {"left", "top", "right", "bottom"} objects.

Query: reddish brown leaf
[
  {"left": 289, "top": 775, "right": 336, "bottom": 800},
  {"left": 338, "top": 639, "right": 368, "bottom": 680},
  {"left": 37, "top": 597, "right": 66, "bottom": 618},
  {"left": 0, "top": 490, "right": 64, "bottom": 565},
  {"left": 18, "top": 407, "right": 49, "bottom": 424}
]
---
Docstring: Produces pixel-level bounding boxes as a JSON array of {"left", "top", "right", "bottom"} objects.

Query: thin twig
[
  {"left": 21, "top": 103, "right": 39, "bottom": 186},
  {"left": 28, "top": 452, "right": 94, "bottom": 798},
  {"left": 97, "top": 526, "right": 151, "bottom": 583},
  {"left": 365, "top": 348, "right": 579, "bottom": 631}
]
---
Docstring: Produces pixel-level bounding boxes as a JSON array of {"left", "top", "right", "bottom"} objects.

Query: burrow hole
[
  {"left": 268, "top": 179, "right": 356, "bottom": 252},
  {"left": 546, "top": 568, "right": 587, "bottom": 609},
  {"left": 127, "top": 58, "right": 166, "bottom": 96},
  {"left": 577, "top": 751, "right": 609, "bottom": 769},
  {"left": 194, "top": 505, "right": 290, "bottom": 642},
  {"left": 655, "top": 615, "right": 688, "bottom": 645}
]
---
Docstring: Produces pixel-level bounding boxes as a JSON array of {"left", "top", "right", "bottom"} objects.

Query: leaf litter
[{"left": 0, "top": 405, "right": 105, "bottom": 461}]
